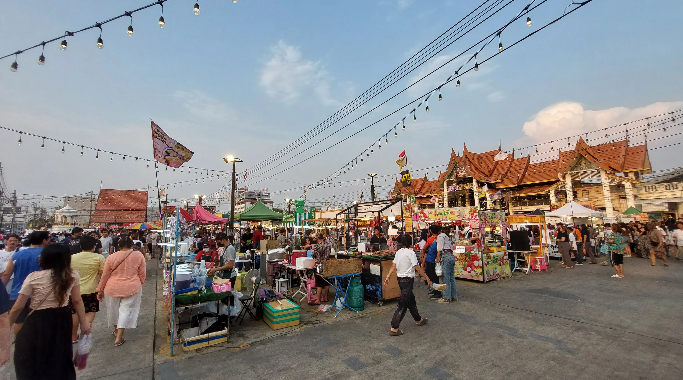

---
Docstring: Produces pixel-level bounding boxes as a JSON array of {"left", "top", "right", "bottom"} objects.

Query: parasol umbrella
[{"left": 125, "top": 221, "right": 162, "bottom": 230}]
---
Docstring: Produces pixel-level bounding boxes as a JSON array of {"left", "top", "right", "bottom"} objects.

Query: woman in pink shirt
[{"left": 96, "top": 236, "right": 146, "bottom": 347}]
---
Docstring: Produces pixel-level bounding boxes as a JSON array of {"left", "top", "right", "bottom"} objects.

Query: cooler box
[
  {"left": 296, "top": 257, "right": 315, "bottom": 270},
  {"left": 263, "top": 299, "right": 300, "bottom": 330},
  {"left": 291, "top": 251, "right": 308, "bottom": 267}
]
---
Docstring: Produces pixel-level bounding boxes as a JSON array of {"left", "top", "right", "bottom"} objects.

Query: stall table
[
  {"left": 320, "top": 272, "right": 362, "bottom": 318},
  {"left": 359, "top": 255, "right": 400, "bottom": 306}
]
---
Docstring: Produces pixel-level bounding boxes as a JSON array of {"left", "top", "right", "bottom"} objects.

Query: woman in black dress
[{"left": 10, "top": 244, "right": 91, "bottom": 380}]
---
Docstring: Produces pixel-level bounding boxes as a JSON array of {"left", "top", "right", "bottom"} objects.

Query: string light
[
  {"left": 80, "top": 146, "right": 84, "bottom": 156},
  {"left": 456, "top": 80, "right": 461, "bottom": 87},
  {"left": 193, "top": 2, "right": 200, "bottom": 15},
  {"left": 96, "top": 24, "right": 104, "bottom": 49},
  {"left": 60, "top": 39, "right": 67, "bottom": 51},
  {"left": 413, "top": 109, "right": 417, "bottom": 122},
  {"left": 498, "top": 33, "right": 504, "bottom": 52},
  {"left": 18, "top": 133, "right": 22, "bottom": 145},
  {"left": 9, "top": 54, "right": 18, "bottom": 72},
  {"left": 438, "top": 89, "right": 442, "bottom": 101},
  {"left": 61, "top": 144, "right": 65, "bottom": 153},
  {"left": 126, "top": 13, "right": 134, "bottom": 36},
  {"left": 526, "top": 16, "right": 532, "bottom": 26},
  {"left": 41, "top": 138, "right": 45, "bottom": 149},
  {"left": 96, "top": 150, "right": 99, "bottom": 160},
  {"left": 159, "top": 3, "right": 165, "bottom": 28},
  {"left": 425, "top": 101, "right": 429, "bottom": 113},
  {"left": 38, "top": 43, "right": 45, "bottom": 65},
  {"left": 402, "top": 119, "right": 406, "bottom": 130}
]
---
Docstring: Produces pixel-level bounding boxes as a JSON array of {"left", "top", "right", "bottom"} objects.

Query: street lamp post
[
  {"left": 368, "top": 173, "right": 377, "bottom": 202},
  {"left": 285, "top": 198, "right": 292, "bottom": 213},
  {"left": 223, "top": 155, "right": 243, "bottom": 233}
]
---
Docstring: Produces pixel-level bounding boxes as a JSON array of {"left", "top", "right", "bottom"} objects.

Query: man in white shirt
[
  {"left": 99, "top": 230, "right": 113, "bottom": 259},
  {"left": 671, "top": 222, "right": 683, "bottom": 260},
  {"left": 384, "top": 248, "right": 432, "bottom": 336},
  {"left": 0, "top": 234, "right": 19, "bottom": 275}
]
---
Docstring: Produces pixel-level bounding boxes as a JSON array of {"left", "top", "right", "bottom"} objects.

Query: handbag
[{"left": 435, "top": 263, "right": 443, "bottom": 277}]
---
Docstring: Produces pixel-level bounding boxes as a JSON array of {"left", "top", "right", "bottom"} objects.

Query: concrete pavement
[{"left": 81, "top": 256, "right": 683, "bottom": 379}]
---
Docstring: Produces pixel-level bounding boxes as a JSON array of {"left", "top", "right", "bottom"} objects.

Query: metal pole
[
  {"left": 230, "top": 161, "right": 236, "bottom": 233},
  {"left": 88, "top": 191, "right": 94, "bottom": 228},
  {"left": 10, "top": 190, "right": 17, "bottom": 234},
  {"left": 171, "top": 207, "right": 179, "bottom": 357}
]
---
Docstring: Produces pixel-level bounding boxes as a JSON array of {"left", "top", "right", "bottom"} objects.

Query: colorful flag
[
  {"left": 151, "top": 121, "right": 194, "bottom": 168},
  {"left": 396, "top": 150, "right": 408, "bottom": 169}
]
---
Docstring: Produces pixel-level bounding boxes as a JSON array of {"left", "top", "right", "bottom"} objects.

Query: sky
[{"left": 1, "top": 0, "right": 682, "bottom": 213}]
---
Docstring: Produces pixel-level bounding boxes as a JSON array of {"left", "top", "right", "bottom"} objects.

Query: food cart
[{"left": 507, "top": 214, "right": 549, "bottom": 273}]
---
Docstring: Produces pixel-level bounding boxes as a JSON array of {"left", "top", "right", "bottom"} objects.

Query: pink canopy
[
  {"left": 180, "top": 208, "right": 194, "bottom": 222},
  {"left": 193, "top": 204, "right": 228, "bottom": 224}
]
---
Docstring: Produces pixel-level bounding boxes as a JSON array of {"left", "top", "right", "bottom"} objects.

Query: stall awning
[
  {"left": 336, "top": 199, "right": 402, "bottom": 219},
  {"left": 236, "top": 201, "right": 283, "bottom": 221},
  {"left": 193, "top": 204, "right": 228, "bottom": 224}
]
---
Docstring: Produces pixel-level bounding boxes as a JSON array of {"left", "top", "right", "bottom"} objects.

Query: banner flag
[
  {"left": 151, "top": 121, "right": 194, "bottom": 168},
  {"left": 396, "top": 150, "right": 407, "bottom": 169}
]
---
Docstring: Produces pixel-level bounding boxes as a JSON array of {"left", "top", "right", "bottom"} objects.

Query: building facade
[
  {"left": 394, "top": 138, "right": 654, "bottom": 217},
  {"left": 234, "top": 187, "right": 274, "bottom": 213}
]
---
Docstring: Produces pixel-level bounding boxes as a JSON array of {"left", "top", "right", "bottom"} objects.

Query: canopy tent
[
  {"left": 235, "top": 201, "right": 283, "bottom": 221},
  {"left": 622, "top": 206, "right": 641, "bottom": 215},
  {"left": 125, "top": 221, "right": 162, "bottom": 230},
  {"left": 336, "top": 199, "right": 403, "bottom": 220},
  {"left": 546, "top": 201, "right": 604, "bottom": 218},
  {"left": 179, "top": 208, "right": 194, "bottom": 222},
  {"left": 193, "top": 204, "right": 228, "bottom": 224}
]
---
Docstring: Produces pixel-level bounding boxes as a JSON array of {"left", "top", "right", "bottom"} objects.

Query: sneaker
[
  {"left": 430, "top": 294, "right": 441, "bottom": 299},
  {"left": 436, "top": 298, "right": 450, "bottom": 304},
  {"left": 576, "top": 263, "right": 583, "bottom": 266}
]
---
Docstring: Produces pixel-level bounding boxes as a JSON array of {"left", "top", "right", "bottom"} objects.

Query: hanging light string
[
  {"left": 222, "top": 0, "right": 550, "bottom": 194},
  {"left": 243, "top": 0, "right": 530, "bottom": 177},
  {"left": 1, "top": 0, "right": 239, "bottom": 65},
  {"left": 0, "top": 124, "right": 231, "bottom": 175},
  {"left": 232, "top": 0, "right": 593, "bottom": 196}
]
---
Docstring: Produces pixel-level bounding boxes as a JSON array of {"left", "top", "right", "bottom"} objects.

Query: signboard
[
  {"left": 400, "top": 170, "right": 411, "bottom": 187},
  {"left": 403, "top": 202, "right": 413, "bottom": 233},
  {"left": 642, "top": 203, "right": 668, "bottom": 212}
]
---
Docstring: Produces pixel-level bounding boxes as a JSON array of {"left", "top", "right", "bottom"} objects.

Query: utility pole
[
  {"left": 368, "top": 173, "right": 377, "bottom": 202},
  {"left": 88, "top": 191, "right": 94, "bottom": 228},
  {"left": 10, "top": 190, "right": 17, "bottom": 234}
]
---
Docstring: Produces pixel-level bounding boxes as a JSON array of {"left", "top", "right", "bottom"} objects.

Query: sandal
[
  {"left": 416, "top": 318, "right": 428, "bottom": 326},
  {"left": 389, "top": 329, "right": 404, "bottom": 336},
  {"left": 114, "top": 339, "right": 126, "bottom": 347},
  {"left": 611, "top": 274, "right": 620, "bottom": 278}
]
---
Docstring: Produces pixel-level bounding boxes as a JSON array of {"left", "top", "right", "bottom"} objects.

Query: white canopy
[{"left": 545, "top": 201, "right": 604, "bottom": 218}]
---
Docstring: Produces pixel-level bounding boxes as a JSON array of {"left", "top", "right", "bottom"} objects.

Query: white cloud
[
  {"left": 487, "top": 91, "right": 505, "bottom": 102},
  {"left": 260, "top": 41, "right": 339, "bottom": 107},
  {"left": 522, "top": 101, "right": 683, "bottom": 143},
  {"left": 173, "top": 90, "right": 239, "bottom": 123}
]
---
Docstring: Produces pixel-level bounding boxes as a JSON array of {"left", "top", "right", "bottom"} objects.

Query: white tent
[{"left": 546, "top": 201, "right": 604, "bottom": 218}]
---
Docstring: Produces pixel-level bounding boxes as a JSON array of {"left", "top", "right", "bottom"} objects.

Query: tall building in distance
[{"left": 234, "top": 187, "right": 273, "bottom": 213}]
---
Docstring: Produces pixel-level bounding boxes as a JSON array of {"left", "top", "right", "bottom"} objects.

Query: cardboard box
[
  {"left": 322, "top": 258, "right": 362, "bottom": 277},
  {"left": 181, "top": 328, "right": 228, "bottom": 351}
]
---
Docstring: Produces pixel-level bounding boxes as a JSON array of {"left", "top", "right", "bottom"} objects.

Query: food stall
[
  {"left": 335, "top": 199, "right": 404, "bottom": 305},
  {"left": 507, "top": 214, "right": 549, "bottom": 273}
]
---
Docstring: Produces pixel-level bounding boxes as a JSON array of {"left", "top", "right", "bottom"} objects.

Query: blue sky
[{"left": 1, "top": 0, "right": 682, "bottom": 211}]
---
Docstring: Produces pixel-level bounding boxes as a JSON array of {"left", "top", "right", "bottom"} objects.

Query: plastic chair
[{"left": 534, "top": 257, "right": 548, "bottom": 272}]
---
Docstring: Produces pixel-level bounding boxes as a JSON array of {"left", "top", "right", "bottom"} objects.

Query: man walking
[
  {"left": 384, "top": 247, "right": 431, "bottom": 336},
  {"left": 671, "top": 222, "right": 683, "bottom": 260},
  {"left": 100, "top": 229, "right": 114, "bottom": 258},
  {"left": 63, "top": 227, "right": 84, "bottom": 255},
  {"left": 1, "top": 231, "right": 48, "bottom": 334}
]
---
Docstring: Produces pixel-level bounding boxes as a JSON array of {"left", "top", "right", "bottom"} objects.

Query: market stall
[
  {"left": 545, "top": 201, "right": 604, "bottom": 259},
  {"left": 450, "top": 210, "right": 511, "bottom": 283},
  {"left": 506, "top": 214, "right": 549, "bottom": 274},
  {"left": 335, "top": 199, "right": 404, "bottom": 304}
]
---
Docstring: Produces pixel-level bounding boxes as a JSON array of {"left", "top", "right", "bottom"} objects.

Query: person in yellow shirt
[{"left": 70, "top": 236, "right": 105, "bottom": 342}]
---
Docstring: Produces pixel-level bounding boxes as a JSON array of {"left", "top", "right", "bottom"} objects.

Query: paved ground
[{"left": 75, "top": 256, "right": 682, "bottom": 380}]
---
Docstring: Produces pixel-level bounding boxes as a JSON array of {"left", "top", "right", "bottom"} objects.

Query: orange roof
[
  {"left": 499, "top": 156, "right": 530, "bottom": 187},
  {"left": 91, "top": 189, "right": 148, "bottom": 223}
]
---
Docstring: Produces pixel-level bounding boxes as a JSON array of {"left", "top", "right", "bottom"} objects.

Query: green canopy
[
  {"left": 235, "top": 201, "right": 284, "bottom": 221},
  {"left": 622, "top": 206, "right": 641, "bottom": 215}
]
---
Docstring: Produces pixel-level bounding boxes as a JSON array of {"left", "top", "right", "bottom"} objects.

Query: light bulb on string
[
  {"left": 413, "top": 113, "right": 417, "bottom": 123},
  {"left": 395, "top": 130, "right": 398, "bottom": 138},
  {"left": 60, "top": 39, "right": 67, "bottom": 51},
  {"left": 402, "top": 119, "right": 406, "bottom": 130},
  {"left": 96, "top": 150, "right": 99, "bottom": 160},
  {"left": 126, "top": 13, "right": 134, "bottom": 36},
  {"left": 194, "top": 2, "right": 201, "bottom": 15},
  {"left": 474, "top": 62, "right": 479, "bottom": 71},
  {"left": 18, "top": 133, "right": 22, "bottom": 145},
  {"left": 9, "top": 54, "right": 18, "bottom": 72},
  {"left": 425, "top": 101, "right": 429, "bottom": 113},
  {"left": 110, "top": 157, "right": 113, "bottom": 162},
  {"left": 438, "top": 89, "right": 442, "bottom": 101},
  {"left": 38, "top": 42, "right": 46, "bottom": 65},
  {"left": 41, "top": 138, "right": 45, "bottom": 149},
  {"left": 456, "top": 80, "right": 461, "bottom": 87},
  {"left": 498, "top": 32, "right": 503, "bottom": 52},
  {"left": 80, "top": 146, "right": 84, "bottom": 156},
  {"left": 526, "top": 16, "right": 532, "bottom": 26},
  {"left": 385, "top": 137, "right": 389, "bottom": 144},
  {"left": 96, "top": 24, "right": 103, "bottom": 48},
  {"left": 61, "top": 144, "right": 65, "bottom": 153},
  {"left": 159, "top": 3, "right": 165, "bottom": 28}
]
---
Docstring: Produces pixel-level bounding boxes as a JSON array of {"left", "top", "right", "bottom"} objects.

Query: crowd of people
[{"left": 0, "top": 228, "right": 150, "bottom": 380}]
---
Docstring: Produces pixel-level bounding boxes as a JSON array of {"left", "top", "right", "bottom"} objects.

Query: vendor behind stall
[
  {"left": 370, "top": 226, "right": 387, "bottom": 252},
  {"left": 313, "top": 233, "right": 331, "bottom": 305},
  {"left": 208, "top": 233, "right": 237, "bottom": 289}
]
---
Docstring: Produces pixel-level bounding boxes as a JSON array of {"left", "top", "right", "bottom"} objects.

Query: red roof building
[{"left": 393, "top": 138, "right": 651, "bottom": 216}]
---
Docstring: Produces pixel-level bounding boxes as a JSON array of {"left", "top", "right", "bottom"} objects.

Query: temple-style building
[{"left": 393, "top": 138, "right": 652, "bottom": 217}]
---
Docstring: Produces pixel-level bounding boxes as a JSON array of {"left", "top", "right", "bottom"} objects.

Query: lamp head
[{"left": 224, "top": 155, "right": 235, "bottom": 163}]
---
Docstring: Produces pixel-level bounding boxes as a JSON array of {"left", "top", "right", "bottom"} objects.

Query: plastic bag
[
  {"left": 435, "top": 263, "right": 443, "bottom": 277},
  {"left": 73, "top": 334, "right": 92, "bottom": 370}
]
